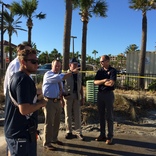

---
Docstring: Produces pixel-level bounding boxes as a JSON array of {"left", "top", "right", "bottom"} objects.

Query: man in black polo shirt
[
  {"left": 94, "top": 55, "right": 117, "bottom": 145},
  {"left": 4, "top": 49, "right": 46, "bottom": 156}
]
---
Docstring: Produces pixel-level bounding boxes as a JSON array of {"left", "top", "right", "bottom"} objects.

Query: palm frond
[
  {"left": 129, "top": 0, "right": 156, "bottom": 11},
  {"left": 36, "top": 12, "right": 46, "bottom": 19}
]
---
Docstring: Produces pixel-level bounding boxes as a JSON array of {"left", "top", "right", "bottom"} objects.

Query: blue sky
[{"left": 3, "top": 0, "right": 156, "bottom": 58}]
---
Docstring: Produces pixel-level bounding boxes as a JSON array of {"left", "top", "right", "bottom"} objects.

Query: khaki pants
[
  {"left": 64, "top": 93, "right": 81, "bottom": 134},
  {"left": 43, "top": 99, "right": 62, "bottom": 146}
]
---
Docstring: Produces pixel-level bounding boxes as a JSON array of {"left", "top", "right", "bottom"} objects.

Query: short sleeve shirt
[
  {"left": 95, "top": 66, "right": 117, "bottom": 91},
  {"left": 4, "top": 71, "right": 37, "bottom": 139}
]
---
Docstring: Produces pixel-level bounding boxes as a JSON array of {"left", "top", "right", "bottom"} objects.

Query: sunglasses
[{"left": 25, "top": 59, "right": 39, "bottom": 64}]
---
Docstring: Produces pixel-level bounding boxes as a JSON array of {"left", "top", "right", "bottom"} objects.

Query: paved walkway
[{"left": 0, "top": 124, "right": 156, "bottom": 156}]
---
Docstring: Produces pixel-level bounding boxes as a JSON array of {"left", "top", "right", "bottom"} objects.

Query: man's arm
[
  {"left": 62, "top": 72, "right": 73, "bottom": 80},
  {"left": 94, "top": 79, "right": 108, "bottom": 85},
  {"left": 62, "top": 67, "right": 80, "bottom": 80},
  {"left": 104, "top": 79, "right": 115, "bottom": 87},
  {"left": 18, "top": 99, "right": 46, "bottom": 115}
]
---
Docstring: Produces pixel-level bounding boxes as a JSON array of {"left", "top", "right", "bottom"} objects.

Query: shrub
[{"left": 148, "top": 80, "right": 156, "bottom": 91}]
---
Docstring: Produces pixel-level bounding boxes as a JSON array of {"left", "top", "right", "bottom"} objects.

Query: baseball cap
[{"left": 69, "top": 58, "right": 78, "bottom": 64}]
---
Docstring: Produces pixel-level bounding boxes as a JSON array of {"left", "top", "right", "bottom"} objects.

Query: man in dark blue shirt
[
  {"left": 94, "top": 55, "right": 117, "bottom": 145},
  {"left": 4, "top": 48, "right": 46, "bottom": 156}
]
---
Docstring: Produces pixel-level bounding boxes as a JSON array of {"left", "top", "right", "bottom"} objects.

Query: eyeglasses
[{"left": 25, "top": 59, "right": 39, "bottom": 64}]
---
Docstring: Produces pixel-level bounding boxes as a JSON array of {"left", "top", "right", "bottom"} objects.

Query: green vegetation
[
  {"left": 11, "top": 0, "right": 46, "bottom": 44},
  {"left": 148, "top": 80, "right": 156, "bottom": 91}
]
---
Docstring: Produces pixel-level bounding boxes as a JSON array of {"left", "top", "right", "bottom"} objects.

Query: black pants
[{"left": 97, "top": 91, "right": 114, "bottom": 139}]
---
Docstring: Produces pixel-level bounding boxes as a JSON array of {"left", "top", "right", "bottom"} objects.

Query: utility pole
[
  {"left": 71, "top": 36, "right": 77, "bottom": 58},
  {"left": 0, "top": 1, "right": 10, "bottom": 69}
]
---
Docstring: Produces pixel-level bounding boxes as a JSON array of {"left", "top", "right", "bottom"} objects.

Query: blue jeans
[
  {"left": 97, "top": 91, "right": 114, "bottom": 139},
  {"left": 5, "top": 137, "right": 37, "bottom": 156}
]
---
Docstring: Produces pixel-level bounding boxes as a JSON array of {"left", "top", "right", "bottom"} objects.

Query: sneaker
[
  {"left": 95, "top": 136, "right": 106, "bottom": 141},
  {"left": 106, "top": 138, "right": 113, "bottom": 145},
  {"left": 65, "top": 133, "right": 77, "bottom": 139},
  {"left": 76, "top": 134, "right": 85, "bottom": 141}
]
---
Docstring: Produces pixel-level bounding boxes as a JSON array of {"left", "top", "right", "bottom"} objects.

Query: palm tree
[
  {"left": 49, "top": 48, "right": 62, "bottom": 60},
  {"left": 4, "top": 46, "right": 16, "bottom": 60},
  {"left": 124, "top": 44, "right": 139, "bottom": 55},
  {"left": 31, "top": 42, "right": 41, "bottom": 55},
  {"left": 117, "top": 53, "right": 126, "bottom": 70},
  {"left": 62, "top": 0, "right": 73, "bottom": 71},
  {"left": 72, "top": 0, "right": 108, "bottom": 77},
  {"left": 74, "top": 51, "right": 81, "bottom": 60},
  {"left": 92, "top": 50, "right": 98, "bottom": 60},
  {"left": 38, "top": 51, "right": 49, "bottom": 64},
  {"left": 129, "top": 0, "right": 156, "bottom": 89},
  {"left": 86, "top": 55, "right": 94, "bottom": 64},
  {"left": 2, "top": 9, "right": 26, "bottom": 62},
  {"left": 10, "top": 0, "right": 46, "bottom": 44}
]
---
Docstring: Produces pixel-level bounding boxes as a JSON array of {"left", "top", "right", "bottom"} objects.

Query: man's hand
[
  {"left": 38, "top": 98, "right": 47, "bottom": 107},
  {"left": 72, "top": 67, "right": 80, "bottom": 74},
  {"left": 37, "top": 94, "right": 44, "bottom": 101},
  {"left": 104, "top": 80, "right": 115, "bottom": 86}
]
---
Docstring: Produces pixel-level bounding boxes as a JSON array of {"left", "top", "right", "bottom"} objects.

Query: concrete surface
[{"left": 0, "top": 123, "right": 156, "bottom": 156}]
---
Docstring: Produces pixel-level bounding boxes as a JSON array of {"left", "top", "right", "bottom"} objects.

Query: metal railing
[{"left": 116, "top": 73, "right": 156, "bottom": 90}]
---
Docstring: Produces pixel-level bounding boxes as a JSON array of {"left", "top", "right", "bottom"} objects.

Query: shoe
[
  {"left": 44, "top": 145, "right": 56, "bottom": 150},
  {"left": 95, "top": 136, "right": 106, "bottom": 141},
  {"left": 53, "top": 140, "right": 64, "bottom": 146},
  {"left": 76, "top": 134, "right": 85, "bottom": 141},
  {"left": 106, "top": 138, "right": 113, "bottom": 145},
  {"left": 65, "top": 133, "right": 77, "bottom": 139}
]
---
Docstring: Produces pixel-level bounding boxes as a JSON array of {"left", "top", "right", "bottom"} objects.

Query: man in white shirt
[{"left": 3, "top": 42, "right": 32, "bottom": 95}]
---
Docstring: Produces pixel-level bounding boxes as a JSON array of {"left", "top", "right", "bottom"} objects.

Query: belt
[{"left": 44, "top": 97, "right": 60, "bottom": 103}]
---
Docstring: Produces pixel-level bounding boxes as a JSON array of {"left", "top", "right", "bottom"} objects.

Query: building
[
  {"left": 126, "top": 51, "right": 156, "bottom": 74},
  {"left": 110, "top": 54, "right": 126, "bottom": 70},
  {"left": 126, "top": 51, "right": 156, "bottom": 89}
]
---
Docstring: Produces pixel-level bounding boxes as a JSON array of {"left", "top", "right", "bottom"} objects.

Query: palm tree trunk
[
  {"left": 138, "top": 11, "right": 147, "bottom": 89},
  {"left": 62, "top": 0, "right": 72, "bottom": 71},
  {"left": 27, "top": 18, "right": 32, "bottom": 44},
  {"left": 28, "top": 26, "right": 32, "bottom": 44},
  {"left": 81, "top": 21, "right": 88, "bottom": 80}
]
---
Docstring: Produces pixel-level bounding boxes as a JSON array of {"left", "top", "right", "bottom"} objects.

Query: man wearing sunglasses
[
  {"left": 4, "top": 48, "right": 46, "bottom": 156},
  {"left": 3, "top": 41, "right": 32, "bottom": 96},
  {"left": 94, "top": 55, "right": 117, "bottom": 145}
]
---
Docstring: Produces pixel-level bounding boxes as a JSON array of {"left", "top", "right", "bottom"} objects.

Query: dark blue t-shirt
[
  {"left": 94, "top": 66, "right": 117, "bottom": 91},
  {"left": 4, "top": 71, "right": 37, "bottom": 139}
]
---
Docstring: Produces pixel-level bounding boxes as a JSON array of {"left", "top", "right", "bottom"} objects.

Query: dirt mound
[{"left": 81, "top": 89, "right": 156, "bottom": 124}]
